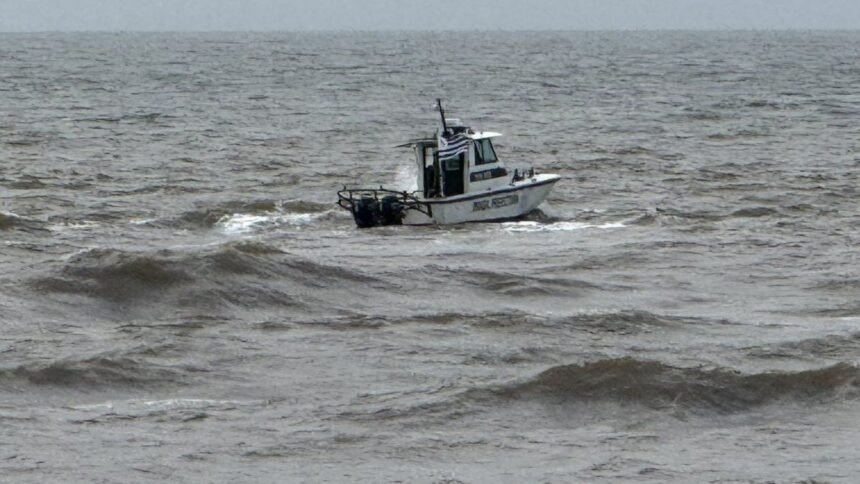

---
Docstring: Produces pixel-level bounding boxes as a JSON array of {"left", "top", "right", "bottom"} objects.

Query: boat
[{"left": 337, "top": 100, "right": 561, "bottom": 227}]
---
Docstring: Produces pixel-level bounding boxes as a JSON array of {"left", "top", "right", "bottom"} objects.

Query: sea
[{"left": 2, "top": 30, "right": 860, "bottom": 483}]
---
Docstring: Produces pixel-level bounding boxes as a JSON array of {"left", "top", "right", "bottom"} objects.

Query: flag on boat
[{"left": 438, "top": 132, "right": 470, "bottom": 160}]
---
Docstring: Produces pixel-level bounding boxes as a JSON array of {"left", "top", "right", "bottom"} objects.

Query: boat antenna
[{"left": 436, "top": 98, "right": 449, "bottom": 134}]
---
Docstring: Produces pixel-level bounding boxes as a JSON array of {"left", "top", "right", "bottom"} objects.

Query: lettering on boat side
[
  {"left": 470, "top": 167, "right": 507, "bottom": 182},
  {"left": 472, "top": 194, "right": 519, "bottom": 212}
]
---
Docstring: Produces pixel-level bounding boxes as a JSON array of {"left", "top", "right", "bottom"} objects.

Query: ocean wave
[
  {"left": 280, "top": 200, "right": 333, "bottom": 214},
  {"left": 0, "top": 212, "right": 22, "bottom": 230},
  {"left": 271, "top": 310, "right": 549, "bottom": 332},
  {"left": 34, "top": 248, "right": 192, "bottom": 300},
  {"left": 814, "top": 278, "right": 860, "bottom": 292},
  {"left": 747, "top": 333, "right": 860, "bottom": 361},
  {"left": 167, "top": 199, "right": 335, "bottom": 232},
  {"left": 705, "top": 130, "right": 770, "bottom": 141},
  {"left": 653, "top": 207, "right": 725, "bottom": 222},
  {"left": 174, "top": 200, "right": 281, "bottom": 228},
  {"left": 730, "top": 207, "right": 781, "bottom": 218},
  {"left": 1, "top": 356, "right": 185, "bottom": 389},
  {"left": 694, "top": 168, "right": 742, "bottom": 182},
  {"left": 482, "top": 273, "right": 597, "bottom": 296},
  {"left": 424, "top": 265, "right": 600, "bottom": 297},
  {"left": 68, "top": 398, "right": 274, "bottom": 424},
  {"left": 31, "top": 242, "right": 375, "bottom": 308},
  {"left": 628, "top": 212, "right": 658, "bottom": 226},
  {"left": 410, "top": 310, "right": 533, "bottom": 327},
  {"left": 4, "top": 175, "right": 47, "bottom": 189},
  {"left": 653, "top": 206, "right": 782, "bottom": 223},
  {"left": 490, "top": 358, "right": 860, "bottom": 413},
  {"left": 808, "top": 304, "right": 860, "bottom": 318},
  {"left": 611, "top": 146, "right": 655, "bottom": 156},
  {"left": 555, "top": 251, "right": 654, "bottom": 271},
  {"left": 263, "top": 309, "right": 712, "bottom": 335},
  {"left": 680, "top": 109, "right": 723, "bottom": 121},
  {"left": 561, "top": 310, "right": 698, "bottom": 335},
  {"left": 337, "top": 358, "right": 860, "bottom": 424}
]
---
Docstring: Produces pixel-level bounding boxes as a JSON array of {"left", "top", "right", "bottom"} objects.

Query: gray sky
[{"left": 2, "top": 0, "right": 859, "bottom": 31}]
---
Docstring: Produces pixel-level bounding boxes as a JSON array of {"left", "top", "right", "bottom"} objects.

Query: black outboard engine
[
  {"left": 379, "top": 195, "right": 405, "bottom": 226},
  {"left": 353, "top": 197, "right": 380, "bottom": 228}
]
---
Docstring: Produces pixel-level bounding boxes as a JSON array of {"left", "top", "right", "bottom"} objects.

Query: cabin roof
[
  {"left": 467, "top": 131, "right": 502, "bottom": 140},
  {"left": 395, "top": 131, "right": 502, "bottom": 148},
  {"left": 394, "top": 138, "right": 435, "bottom": 148}
]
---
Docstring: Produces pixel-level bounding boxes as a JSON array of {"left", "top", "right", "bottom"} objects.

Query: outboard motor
[
  {"left": 379, "top": 195, "right": 405, "bottom": 226},
  {"left": 353, "top": 197, "right": 380, "bottom": 228}
]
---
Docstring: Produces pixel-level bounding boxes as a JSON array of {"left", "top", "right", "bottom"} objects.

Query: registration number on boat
[{"left": 472, "top": 194, "right": 519, "bottom": 212}]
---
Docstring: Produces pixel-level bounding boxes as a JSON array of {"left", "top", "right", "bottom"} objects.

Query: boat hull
[{"left": 402, "top": 174, "right": 560, "bottom": 225}]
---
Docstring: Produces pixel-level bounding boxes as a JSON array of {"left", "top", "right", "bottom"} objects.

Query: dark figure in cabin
[{"left": 442, "top": 152, "right": 465, "bottom": 196}]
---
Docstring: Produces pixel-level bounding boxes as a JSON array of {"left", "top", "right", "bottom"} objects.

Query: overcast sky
[{"left": 2, "top": 0, "right": 859, "bottom": 31}]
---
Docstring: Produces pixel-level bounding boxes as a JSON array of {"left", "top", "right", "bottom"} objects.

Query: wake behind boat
[{"left": 337, "top": 100, "right": 561, "bottom": 228}]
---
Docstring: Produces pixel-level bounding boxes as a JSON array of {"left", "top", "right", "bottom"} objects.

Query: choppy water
[{"left": 2, "top": 31, "right": 860, "bottom": 482}]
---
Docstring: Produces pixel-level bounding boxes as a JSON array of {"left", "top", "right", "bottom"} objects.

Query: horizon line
[{"left": 2, "top": 27, "right": 860, "bottom": 34}]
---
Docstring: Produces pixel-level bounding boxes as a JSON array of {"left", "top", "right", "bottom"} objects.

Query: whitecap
[
  {"left": 48, "top": 220, "right": 101, "bottom": 232},
  {"left": 216, "top": 210, "right": 332, "bottom": 234},
  {"left": 140, "top": 398, "right": 268, "bottom": 410},
  {"left": 501, "top": 220, "right": 626, "bottom": 233},
  {"left": 128, "top": 218, "right": 158, "bottom": 225},
  {"left": 216, "top": 213, "right": 272, "bottom": 234},
  {"left": 70, "top": 398, "right": 271, "bottom": 414}
]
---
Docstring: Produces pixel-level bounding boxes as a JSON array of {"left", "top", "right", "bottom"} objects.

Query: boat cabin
[{"left": 408, "top": 121, "right": 510, "bottom": 199}]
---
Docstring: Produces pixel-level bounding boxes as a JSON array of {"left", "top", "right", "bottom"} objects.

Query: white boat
[{"left": 337, "top": 100, "right": 561, "bottom": 227}]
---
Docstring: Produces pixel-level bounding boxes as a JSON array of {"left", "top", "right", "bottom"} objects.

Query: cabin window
[
  {"left": 444, "top": 158, "right": 462, "bottom": 171},
  {"left": 474, "top": 138, "right": 498, "bottom": 165}
]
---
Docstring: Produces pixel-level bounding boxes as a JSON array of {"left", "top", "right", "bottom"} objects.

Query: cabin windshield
[{"left": 474, "top": 138, "right": 498, "bottom": 165}]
